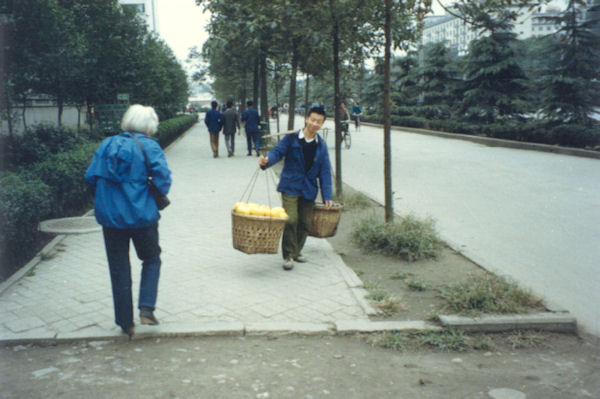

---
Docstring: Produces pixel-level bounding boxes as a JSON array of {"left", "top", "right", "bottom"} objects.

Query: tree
[
  {"left": 416, "top": 42, "right": 458, "bottom": 120},
  {"left": 539, "top": 0, "right": 600, "bottom": 126}
]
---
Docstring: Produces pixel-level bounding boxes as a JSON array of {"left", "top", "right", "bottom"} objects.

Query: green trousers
[{"left": 281, "top": 194, "right": 314, "bottom": 260}]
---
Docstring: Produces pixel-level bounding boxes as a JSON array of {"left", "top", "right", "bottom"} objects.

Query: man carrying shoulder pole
[{"left": 258, "top": 107, "right": 333, "bottom": 271}]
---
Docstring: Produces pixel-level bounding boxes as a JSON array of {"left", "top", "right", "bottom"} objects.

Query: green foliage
[
  {"left": 341, "top": 190, "right": 372, "bottom": 209},
  {"left": 370, "top": 330, "right": 468, "bottom": 352},
  {"left": 406, "top": 280, "right": 430, "bottom": 291},
  {"left": 26, "top": 143, "right": 97, "bottom": 215},
  {"left": 440, "top": 275, "right": 545, "bottom": 315},
  {"left": 352, "top": 213, "right": 443, "bottom": 261},
  {"left": 6, "top": 124, "right": 86, "bottom": 168},
  {"left": 0, "top": 173, "right": 53, "bottom": 271},
  {"left": 155, "top": 115, "right": 198, "bottom": 148}
]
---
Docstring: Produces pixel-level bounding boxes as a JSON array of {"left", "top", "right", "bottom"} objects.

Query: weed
[
  {"left": 406, "top": 279, "right": 430, "bottom": 291},
  {"left": 351, "top": 213, "right": 443, "bottom": 261},
  {"left": 506, "top": 331, "right": 545, "bottom": 350},
  {"left": 369, "top": 332, "right": 405, "bottom": 350},
  {"left": 390, "top": 272, "right": 408, "bottom": 280},
  {"left": 416, "top": 330, "right": 468, "bottom": 352},
  {"left": 440, "top": 275, "right": 545, "bottom": 315},
  {"left": 39, "top": 252, "right": 56, "bottom": 261},
  {"left": 354, "top": 269, "right": 365, "bottom": 277},
  {"left": 378, "top": 296, "right": 406, "bottom": 316},
  {"left": 366, "top": 291, "right": 387, "bottom": 302},
  {"left": 341, "top": 191, "right": 372, "bottom": 209},
  {"left": 26, "top": 270, "right": 36, "bottom": 277}
]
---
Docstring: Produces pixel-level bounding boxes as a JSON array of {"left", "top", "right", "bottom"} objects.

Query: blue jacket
[
  {"left": 85, "top": 132, "right": 172, "bottom": 229},
  {"left": 204, "top": 109, "right": 224, "bottom": 133},
  {"left": 241, "top": 108, "right": 260, "bottom": 133},
  {"left": 265, "top": 130, "right": 332, "bottom": 202}
]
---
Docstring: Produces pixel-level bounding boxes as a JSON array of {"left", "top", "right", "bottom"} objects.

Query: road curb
[
  {"left": 362, "top": 122, "right": 600, "bottom": 159},
  {"left": 438, "top": 312, "right": 577, "bottom": 333}
]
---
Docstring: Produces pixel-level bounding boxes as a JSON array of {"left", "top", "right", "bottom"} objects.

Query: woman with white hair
[{"left": 85, "top": 104, "right": 172, "bottom": 338}]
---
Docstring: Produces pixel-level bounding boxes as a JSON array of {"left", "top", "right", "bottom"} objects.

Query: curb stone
[{"left": 438, "top": 312, "right": 577, "bottom": 333}]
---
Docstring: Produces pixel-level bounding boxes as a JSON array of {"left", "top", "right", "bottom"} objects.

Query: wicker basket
[
  {"left": 308, "top": 202, "right": 344, "bottom": 238},
  {"left": 232, "top": 210, "right": 288, "bottom": 254}
]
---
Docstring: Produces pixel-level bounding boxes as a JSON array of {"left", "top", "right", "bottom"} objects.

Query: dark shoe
[
  {"left": 293, "top": 255, "right": 308, "bottom": 263},
  {"left": 121, "top": 326, "right": 135, "bottom": 339},
  {"left": 228, "top": 151, "right": 233, "bottom": 157},
  {"left": 256, "top": 151, "right": 260, "bottom": 157},
  {"left": 283, "top": 258, "right": 294, "bottom": 271},
  {"left": 140, "top": 307, "right": 159, "bottom": 325},
  {"left": 247, "top": 152, "right": 252, "bottom": 156}
]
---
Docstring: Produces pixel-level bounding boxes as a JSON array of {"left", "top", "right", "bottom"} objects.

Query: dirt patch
[{"left": 326, "top": 185, "right": 528, "bottom": 321}]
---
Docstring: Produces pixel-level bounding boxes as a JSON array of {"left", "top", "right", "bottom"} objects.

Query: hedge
[
  {"left": 155, "top": 114, "right": 198, "bottom": 148},
  {"left": 363, "top": 114, "right": 600, "bottom": 149}
]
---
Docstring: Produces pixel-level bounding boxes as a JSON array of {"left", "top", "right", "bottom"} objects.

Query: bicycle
[
  {"left": 341, "top": 121, "right": 351, "bottom": 149},
  {"left": 320, "top": 127, "right": 330, "bottom": 142}
]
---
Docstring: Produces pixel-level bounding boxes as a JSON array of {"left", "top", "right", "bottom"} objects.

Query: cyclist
[
  {"left": 351, "top": 101, "right": 362, "bottom": 129},
  {"left": 338, "top": 102, "right": 351, "bottom": 149}
]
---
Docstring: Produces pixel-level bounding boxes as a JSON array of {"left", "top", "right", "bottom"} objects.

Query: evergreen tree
[{"left": 540, "top": 0, "right": 600, "bottom": 126}]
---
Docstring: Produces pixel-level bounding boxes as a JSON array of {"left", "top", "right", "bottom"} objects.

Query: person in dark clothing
[
  {"left": 222, "top": 100, "right": 241, "bottom": 157},
  {"left": 241, "top": 101, "right": 261, "bottom": 156},
  {"left": 258, "top": 107, "right": 332, "bottom": 271},
  {"left": 204, "top": 101, "right": 224, "bottom": 158}
]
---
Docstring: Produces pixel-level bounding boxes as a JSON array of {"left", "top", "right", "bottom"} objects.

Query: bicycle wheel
[
  {"left": 321, "top": 127, "right": 329, "bottom": 142},
  {"left": 344, "top": 131, "right": 351, "bottom": 149}
]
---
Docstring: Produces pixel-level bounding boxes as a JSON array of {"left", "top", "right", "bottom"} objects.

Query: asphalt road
[{"left": 281, "top": 115, "right": 599, "bottom": 336}]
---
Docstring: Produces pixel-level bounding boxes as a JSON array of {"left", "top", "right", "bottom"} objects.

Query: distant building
[
  {"left": 118, "top": 0, "right": 158, "bottom": 32},
  {"left": 421, "top": 8, "right": 561, "bottom": 55}
]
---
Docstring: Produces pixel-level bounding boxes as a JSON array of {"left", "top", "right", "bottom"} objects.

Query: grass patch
[
  {"left": 351, "top": 213, "right": 443, "bottom": 261},
  {"left": 341, "top": 191, "right": 372, "bottom": 209},
  {"left": 440, "top": 275, "right": 545, "bottom": 315},
  {"left": 39, "top": 252, "right": 56, "bottom": 261},
  {"left": 369, "top": 330, "right": 468, "bottom": 352},
  {"left": 406, "top": 279, "right": 430, "bottom": 291}
]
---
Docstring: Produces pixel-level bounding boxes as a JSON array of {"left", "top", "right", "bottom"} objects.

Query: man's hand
[
  {"left": 258, "top": 155, "right": 269, "bottom": 167},
  {"left": 237, "top": 130, "right": 241, "bottom": 136},
  {"left": 325, "top": 200, "right": 333, "bottom": 210}
]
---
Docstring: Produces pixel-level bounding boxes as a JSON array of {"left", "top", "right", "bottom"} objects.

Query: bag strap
[{"left": 130, "top": 133, "right": 151, "bottom": 176}]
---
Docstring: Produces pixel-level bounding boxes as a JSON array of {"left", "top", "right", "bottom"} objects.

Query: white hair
[{"left": 120, "top": 104, "right": 159, "bottom": 135}]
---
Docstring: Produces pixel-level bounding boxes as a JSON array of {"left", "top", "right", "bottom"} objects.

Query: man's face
[{"left": 305, "top": 112, "right": 325, "bottom": 134}]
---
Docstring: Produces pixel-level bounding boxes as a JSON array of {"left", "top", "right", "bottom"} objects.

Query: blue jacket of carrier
[{"left": 265, "top": 130, "right": 332, "bottom": 202}]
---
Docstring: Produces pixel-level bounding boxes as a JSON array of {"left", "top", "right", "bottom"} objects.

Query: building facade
[
  {"left": 422, "top": 8, "right": 561, "bottom": 55},
  {"left": 118, "top": 0, "right": 158, "bottom": 32}
]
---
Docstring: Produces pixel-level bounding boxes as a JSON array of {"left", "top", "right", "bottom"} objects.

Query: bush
[
  {"left": 549, "top": 124, "right": 600, "bottom": 148},
  {"left": 6, "top": 124, "right": 86, "bottom": 168},
  {"left": 0, "top": 173, "right": 53, "bottom": 276},
  {"left": 351, "top": 213, "right": 443, "bottom": 261},
  {"left": 26, "top": 142, "right": 97, "bottom": 215},
  {"left": 155, "top": 114, "right": 198, "bottom": 148}
]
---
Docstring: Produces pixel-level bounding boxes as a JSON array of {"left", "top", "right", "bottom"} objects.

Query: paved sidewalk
[{"left": 0, "top": 123, "right": 383, "bottom": 342}]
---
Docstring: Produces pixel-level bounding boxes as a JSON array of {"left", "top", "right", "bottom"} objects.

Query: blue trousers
[
  {"left": 246, "top": 130, "right": 260, "bottom": 154},
  {"left": 102, "top": 223, "right": 161, "bottom": 329}
]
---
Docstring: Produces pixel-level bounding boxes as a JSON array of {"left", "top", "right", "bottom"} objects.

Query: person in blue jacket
[
  {"left": 241, "top": 100, "right": 261, "bottom": 156},
  {"left": 85, "top": 104, "right": 172, "bottom": 338},
  {"left": 204, "top": 100, "right": 224, "bottom": 158},
  {"left": 258, "top": 107, "right": 332, "bottom": 271}
]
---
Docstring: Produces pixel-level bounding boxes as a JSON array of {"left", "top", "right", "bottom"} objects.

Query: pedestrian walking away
[
  {"left": 351, "top": 101, "right": 362, "bottom": 130},
  {"left": 205, "top": 100, "right": 224, "bottom": 158},
  {"left": 258, "top": 107, "right": 333, "bottom": 271},
  {"left": 222, "top": 100, "right": 241, "bottom": 157},
  {"left": 85, "top": 104, "right": 172, "bottom": 338},
  {"left": 241, "top": 100, "right": 261, "bottom": 156}
]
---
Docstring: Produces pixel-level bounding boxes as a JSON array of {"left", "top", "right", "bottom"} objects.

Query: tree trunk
[
  {"left": 287, "top": 45, "right": 298, "bottom": 131},
  {"left": 304, "top": 73, "right": 310, "bottom": 116},
  {"left": 57, "top": 97, "right": 63, "bottom": 127},
  {"left": 259, "top": 52, "right": 269, "bottom": 133},
  {"left": 332, "top": 14, "right": 342, "bottom": 199},
  {"left": 383, "top": 0, "right": 393, "bottom": 222},
  {"left": 253, "top": 55, "right": 259, "bottom": 107}
]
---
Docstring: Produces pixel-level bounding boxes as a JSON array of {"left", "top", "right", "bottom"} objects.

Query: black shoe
[
  {"left": 140, "top": 307, "right": 159, "bottom": 325},
  {"left": 256, "top": 151, "right": 260, "bottom": 157},
  {"left": 247, "top": 152, "right": 252, "bottom": 156},
  {"left": 121, "top": 326, "right": 135, "bottom": 339}
]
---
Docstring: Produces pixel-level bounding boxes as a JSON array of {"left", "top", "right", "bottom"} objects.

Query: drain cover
[{"left": 39, "top": 216, "right": 101, "bottom": 234}]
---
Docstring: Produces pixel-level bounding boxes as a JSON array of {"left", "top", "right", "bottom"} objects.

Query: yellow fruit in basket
[
  {"left": 270, "top": 207, "right": 285, "bottom": 218},
  {"left": 233, "top": 202, "right": 245, "bottom": 211},
  {"left": 236, "top": 204, "right": 250, "bottom": 214}
]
